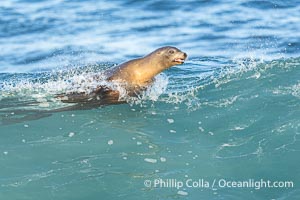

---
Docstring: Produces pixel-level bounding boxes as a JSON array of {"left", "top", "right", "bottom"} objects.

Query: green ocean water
[{"left": 1, "top": 57, "right": 299, "bottom": 199}]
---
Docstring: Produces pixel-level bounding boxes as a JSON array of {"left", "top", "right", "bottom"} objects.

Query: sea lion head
[{"left": 152, "top": 46, "right": 188, "bottom": 68}]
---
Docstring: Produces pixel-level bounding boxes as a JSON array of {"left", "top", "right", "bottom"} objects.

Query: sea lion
[{"left": 57, "top": 46, "right": 187, "bottom": 108}]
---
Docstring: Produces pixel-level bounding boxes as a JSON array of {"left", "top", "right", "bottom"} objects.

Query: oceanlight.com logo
[{"left": 143, "top": 178, "right": 294, "bottom": 190}]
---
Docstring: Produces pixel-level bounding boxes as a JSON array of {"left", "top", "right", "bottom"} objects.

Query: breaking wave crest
[{"left": 0, "top": 57, "right": 299, "bottom": 112}]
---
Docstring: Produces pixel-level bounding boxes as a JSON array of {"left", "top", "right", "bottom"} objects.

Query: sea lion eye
[{"left": 168, "top": 50, "right": 175, "bottom": 54}]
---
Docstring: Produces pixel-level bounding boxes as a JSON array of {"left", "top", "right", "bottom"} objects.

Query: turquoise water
[{"left": 1, "top": 0, "right": 300, "bottom": 199}]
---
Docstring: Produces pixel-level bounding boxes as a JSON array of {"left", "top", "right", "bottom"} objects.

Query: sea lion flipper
[
  {"left": 56, "top": 86, "right": 122, "bottom": 106},
  {"left": 56, "top": 91, "right": 96, "bottom": 103}
]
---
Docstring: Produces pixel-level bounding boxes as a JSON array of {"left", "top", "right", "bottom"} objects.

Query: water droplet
[
  {"left": 160, "top": 157, "right": 167, "bottom": 162},
  {"left": 144, "top": 158, "right": 157, "bottom": 163},
  {"left": 167, "top": 118, "right": 174, "bottom": 124},
  {"left": 68, "top": 132, "right": 75, "bottom": 137},
  {"left": 177, "top": 190, "right": 188, "bottom": 196},
  {"left": 108, "top": 140, "right": 114, "bottom": 145}
]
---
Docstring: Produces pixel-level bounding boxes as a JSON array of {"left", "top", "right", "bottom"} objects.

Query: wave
[
  {"left": 159, "top": 57, "right": 300, "bottom": 110},
  {"left": 0, "top": 57, "right": 299, "bottom": 123}
]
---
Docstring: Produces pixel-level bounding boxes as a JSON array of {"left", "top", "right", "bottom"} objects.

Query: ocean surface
[{"left": 0, "top": 0, "right": 300, "bottom": 199}]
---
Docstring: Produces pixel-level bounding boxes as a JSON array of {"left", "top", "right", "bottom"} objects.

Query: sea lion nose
[{"left": 183, "top": 52, "right": 187, "bottom": 58}]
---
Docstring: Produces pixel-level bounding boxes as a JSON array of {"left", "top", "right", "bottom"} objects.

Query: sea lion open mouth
[
  {"left": 173, "top": 51, "right": 187, "bottom": 64},
  {"left": 173, "top": 58, "right": 186, "bottom": 64}
]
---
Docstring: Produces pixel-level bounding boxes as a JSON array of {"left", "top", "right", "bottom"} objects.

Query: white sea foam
[{"left": 144, "top": 158, "right": 157, "bottom": 163}]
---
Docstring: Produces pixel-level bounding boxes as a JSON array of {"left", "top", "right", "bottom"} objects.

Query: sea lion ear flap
[{"left": 156, "top": 49, "right": 163, "bottom": 55}]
